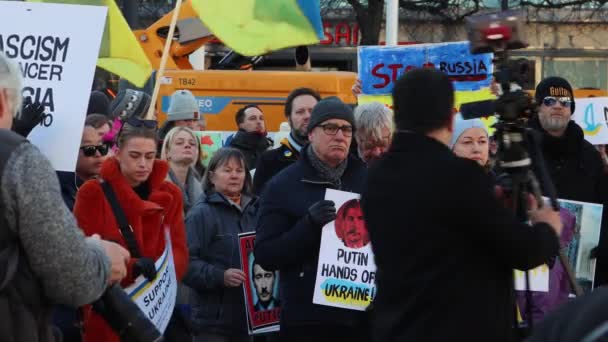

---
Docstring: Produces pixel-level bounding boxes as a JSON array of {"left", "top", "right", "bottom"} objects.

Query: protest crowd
[{"left": 5, "top": 2, "right": 608, "bottom": 342}]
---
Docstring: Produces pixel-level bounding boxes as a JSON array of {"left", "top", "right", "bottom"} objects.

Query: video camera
[{"left": 462, "top": 11, "right": 537, "bottom": 171}]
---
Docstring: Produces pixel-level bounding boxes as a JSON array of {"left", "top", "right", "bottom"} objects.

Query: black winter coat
[
  {"left": 255, "top": 150, "right": 368, "bottom": 329},
  {"left": 229, "top": 130, "right": 272, "bottom": 171},
  {"left": 252, "top": 138, "right": 300, "bottom": 195},
  {"left": 528, "top": 117, "right": 608, "bottom": 285},
  {"left": 362, "top": 132, "right": 560, "bottom": 342},
  {"left": 183, "top": 192, "right": 260, "bottom": 335}
]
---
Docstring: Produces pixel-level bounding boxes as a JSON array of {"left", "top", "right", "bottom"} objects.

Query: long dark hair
[{"left": 202, "top": 148, "right": 252, "bottom": 195}]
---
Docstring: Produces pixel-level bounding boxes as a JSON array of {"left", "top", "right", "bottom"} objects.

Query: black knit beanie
[
  {"left": 535, "top": 76, "right": 575, "bottom": 113},
  {"left": 87, "top": 91, "right": 110, "bottom": 116},
  {"left": 308, "top": 98, "right": 355, "bottom": 132}
]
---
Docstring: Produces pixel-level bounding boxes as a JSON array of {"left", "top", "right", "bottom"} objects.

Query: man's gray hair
[
  {"left": 0, "top": 51, "right": 23, "bottom": 118},
  {"left": 354, "top": 102, "right": 393, "bottom": 144}
]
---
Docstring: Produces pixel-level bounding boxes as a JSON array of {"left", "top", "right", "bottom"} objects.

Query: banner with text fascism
[{"left": 0, "top": 2, "right": 105, "bottom": 171}]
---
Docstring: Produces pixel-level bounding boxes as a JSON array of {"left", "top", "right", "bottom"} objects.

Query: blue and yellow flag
[
  {"left": 27, "top": 0, "right": 152, "bottom": 87},
  {"left": 191, "top": 0, "right": 324, "bottom": 56}
]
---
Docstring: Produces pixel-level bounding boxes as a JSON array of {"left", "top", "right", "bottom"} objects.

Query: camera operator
[
  {"left": 0, "top": 51, "right": 130, "bottom": 341},
  {"left": 361, "top": 68, "right": 562, "bottom": 342}
]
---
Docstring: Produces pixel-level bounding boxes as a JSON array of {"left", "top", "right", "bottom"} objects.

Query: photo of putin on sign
[{"left": 335, "top": 199, "right": 370, "bottom": 249}]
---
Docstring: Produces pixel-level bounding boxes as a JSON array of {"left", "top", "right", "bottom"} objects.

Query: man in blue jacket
[{"left": 255, "top": 98, "right": 368, "bottom": 342}]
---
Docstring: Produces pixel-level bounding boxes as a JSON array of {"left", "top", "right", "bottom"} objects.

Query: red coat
[{"left": 73, "top": 157, "right": 188, "bottom": 342}]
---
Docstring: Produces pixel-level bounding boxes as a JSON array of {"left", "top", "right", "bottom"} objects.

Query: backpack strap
[{"left": 100, "top": 181, "right": 141, "bottom": 258}]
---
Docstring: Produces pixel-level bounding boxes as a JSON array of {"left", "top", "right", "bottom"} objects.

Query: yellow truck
[{"left": 134, "top": 1, "right": 357, "bottom": 131}]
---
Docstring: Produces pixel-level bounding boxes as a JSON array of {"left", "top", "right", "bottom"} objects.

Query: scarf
[{"left": 306, "top": 145, "right": 347, "bottom": 188}]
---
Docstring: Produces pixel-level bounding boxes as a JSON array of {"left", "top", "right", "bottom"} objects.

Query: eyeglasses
[
  {"left": 542, "top": 96, "right": 572, "bottom": 108},
  {"left": 80, "top": 144, "right": 109, "bottom": 157},
  {"left": 318, "top": 123, "right": 353, "bottom": 137},
  {"left": 125, "top": 116, "right": 158, "bottom": 129}
]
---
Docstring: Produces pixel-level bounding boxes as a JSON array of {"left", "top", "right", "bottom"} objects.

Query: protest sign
[
  {"left": 514, "top": 265, "right": 550, "bottom": 292},
  {"left": 358, "top": 42, "right": 494, "bottom": 94},
  {"left": 313, "top": 189, "right": 376, "bottom": 311},
  {"left": 571, "top": 97, "right": 608, "bottom": 145},
  {"left": 194, "top": 131, "right": 223, "bottom": 167},
  {"left": 124, "top": 228, "right": 177, "bottom": 333},
  {"left": 0, "top": 2, "right": 106, "bottom": 171},
  {"left": 238, "top": 232, "right": 281, "bottom": 334},
  {"left": 514, "top": 198, "right": 603, "bottom": 294},
  {"left": 558, "top": 198, "right": 603, "bottom": 292}
]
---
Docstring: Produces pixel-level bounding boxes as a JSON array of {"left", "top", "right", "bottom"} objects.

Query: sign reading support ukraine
[
  {"left": 124, "top": 228, "right": 177, "bottom": 333},
  {"left": 357, "top": 41, "right": 496, "bottom": 111},
  {"left": 313, "top": 189, "right": 376, "bottom": 311}
]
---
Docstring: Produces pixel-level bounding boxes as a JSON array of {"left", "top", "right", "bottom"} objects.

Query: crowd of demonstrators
[
  {"left": 184, "top": 148, "right": 259, "bottom": 342},
  {"left": 255, "top": 98, "right": 369, "bottom": 342},
  {"left": 227, "top": 105, "right": 273, "bottom": 171},
  {"left": 353, "top": 102, "right": 393, "bottom": 165},
  {"left": 362, "top": 68, "right": 562, "bottom": 342},
  {"left": 0, "top": 51, "right": 131, "bottom": 341},
  {"left": 161, "top": 126, "right": 203, "bottom": 214},
  {"left": 73, "top": 108, "right": 189, "bottom": 342},
  {"left": 6, "top": 30, "right": 608, "bottom": 342},
  {"left": 253, "top": 87, "right": 321, "bottom": 194}
]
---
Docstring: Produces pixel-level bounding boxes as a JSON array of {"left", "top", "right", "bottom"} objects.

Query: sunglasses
[
  {"left": 80, "top": 144, "right": 109, "bottom": 157},
  {"left": 125, "top": 116, "right": 158, "bottom": 129},
  {"left": 542, "top": 96, "right": 572, "bottom": 108}
]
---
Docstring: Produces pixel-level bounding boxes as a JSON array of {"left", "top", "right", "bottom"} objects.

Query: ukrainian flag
[
  {"left": 191, "top": 0, "right": 324, "bottom": 56},
  {"left": 27, "top": 0, "right": 152, "bottom": 88}
]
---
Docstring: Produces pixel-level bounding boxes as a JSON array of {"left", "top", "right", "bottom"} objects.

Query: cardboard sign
[
  {"left": 358, "top": 42, "right": 494, "bottom": 95},
  {"left": 572, "top": 97, "right": 608, "bottom": 145},
  {"left": 515, "top": 198, "right": 603, "bottom": 294},
  {"left": 194, "top": 131, "right": 223, "bottom": 167},
  {"left": 0, "top": 2, "right": 106, "bottom": 171},
  {"left": 313, "top": 189, "right": 377, "bottom": 311},
  {"left": 124, "top": 228, "right": 177, "bottom": 333},
  {"left": 239, "top": 232, "right": 281, "bottom": 334}
]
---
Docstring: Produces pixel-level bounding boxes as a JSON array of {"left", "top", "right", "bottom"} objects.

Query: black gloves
[
  {"left": 133, "top": 258, "right": 157, "bottom": 281},
  {"left": 13, "top": 101, "right": 45, "bottom": 137},
  {"left": 308, "top": 200, "right": 336, "bottom": 227}
]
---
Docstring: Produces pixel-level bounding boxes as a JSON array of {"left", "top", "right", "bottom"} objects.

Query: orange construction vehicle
[{"left": 134, "top": 1, "right": 357, "bottom": 131}]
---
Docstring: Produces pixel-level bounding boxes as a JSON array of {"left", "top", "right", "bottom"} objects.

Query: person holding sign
[
  {"left": 73, "top": 109, "right": 189, "bottom": 342},
  {"left": 255, "top": 98, "right": 369, "bottom": 342},
  {"left": 362, "top": 68, "right": 563, "bottom": 342},
  {"left": 183, "top": 148, "right": 259, "bottom": 342}
]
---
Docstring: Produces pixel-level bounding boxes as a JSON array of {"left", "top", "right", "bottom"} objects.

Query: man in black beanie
[
  {"left": 529, "top": 76, "right": 608, "bottom": 288},
  {"left": 255, "top": 98, "right": 369, "bottom": 342},
  {"left": 362, "top": 68, "right": 563, "bottom": 342}
]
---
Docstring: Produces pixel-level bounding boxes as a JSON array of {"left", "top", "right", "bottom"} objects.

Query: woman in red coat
[{"left": 74, "top": 114, "right": 189, "bottom": 342}]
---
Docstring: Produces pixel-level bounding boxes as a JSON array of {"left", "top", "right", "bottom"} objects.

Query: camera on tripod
[{"left": 462, "top": 11, "right": 537, "bottom": 171}]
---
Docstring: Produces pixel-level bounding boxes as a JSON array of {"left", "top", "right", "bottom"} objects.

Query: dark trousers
[{"left": 279, "top": 325, "right": 370, "bottom": 342}]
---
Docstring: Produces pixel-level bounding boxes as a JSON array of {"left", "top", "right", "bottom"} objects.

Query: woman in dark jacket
[{"left": 183, "top": 148, "right": 258, "bottom": 342}]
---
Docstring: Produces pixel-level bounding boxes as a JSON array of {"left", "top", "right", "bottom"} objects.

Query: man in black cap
[
  {"left": 255, "top": 98, "right": 368, "bottom": 342},
  {"left": 528, "top": 76, "right": 608, "bottom": 286}
]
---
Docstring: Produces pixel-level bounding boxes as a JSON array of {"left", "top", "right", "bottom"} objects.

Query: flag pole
[{"left": 146, "top": 0, "right": 183, "bottom": 120}]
